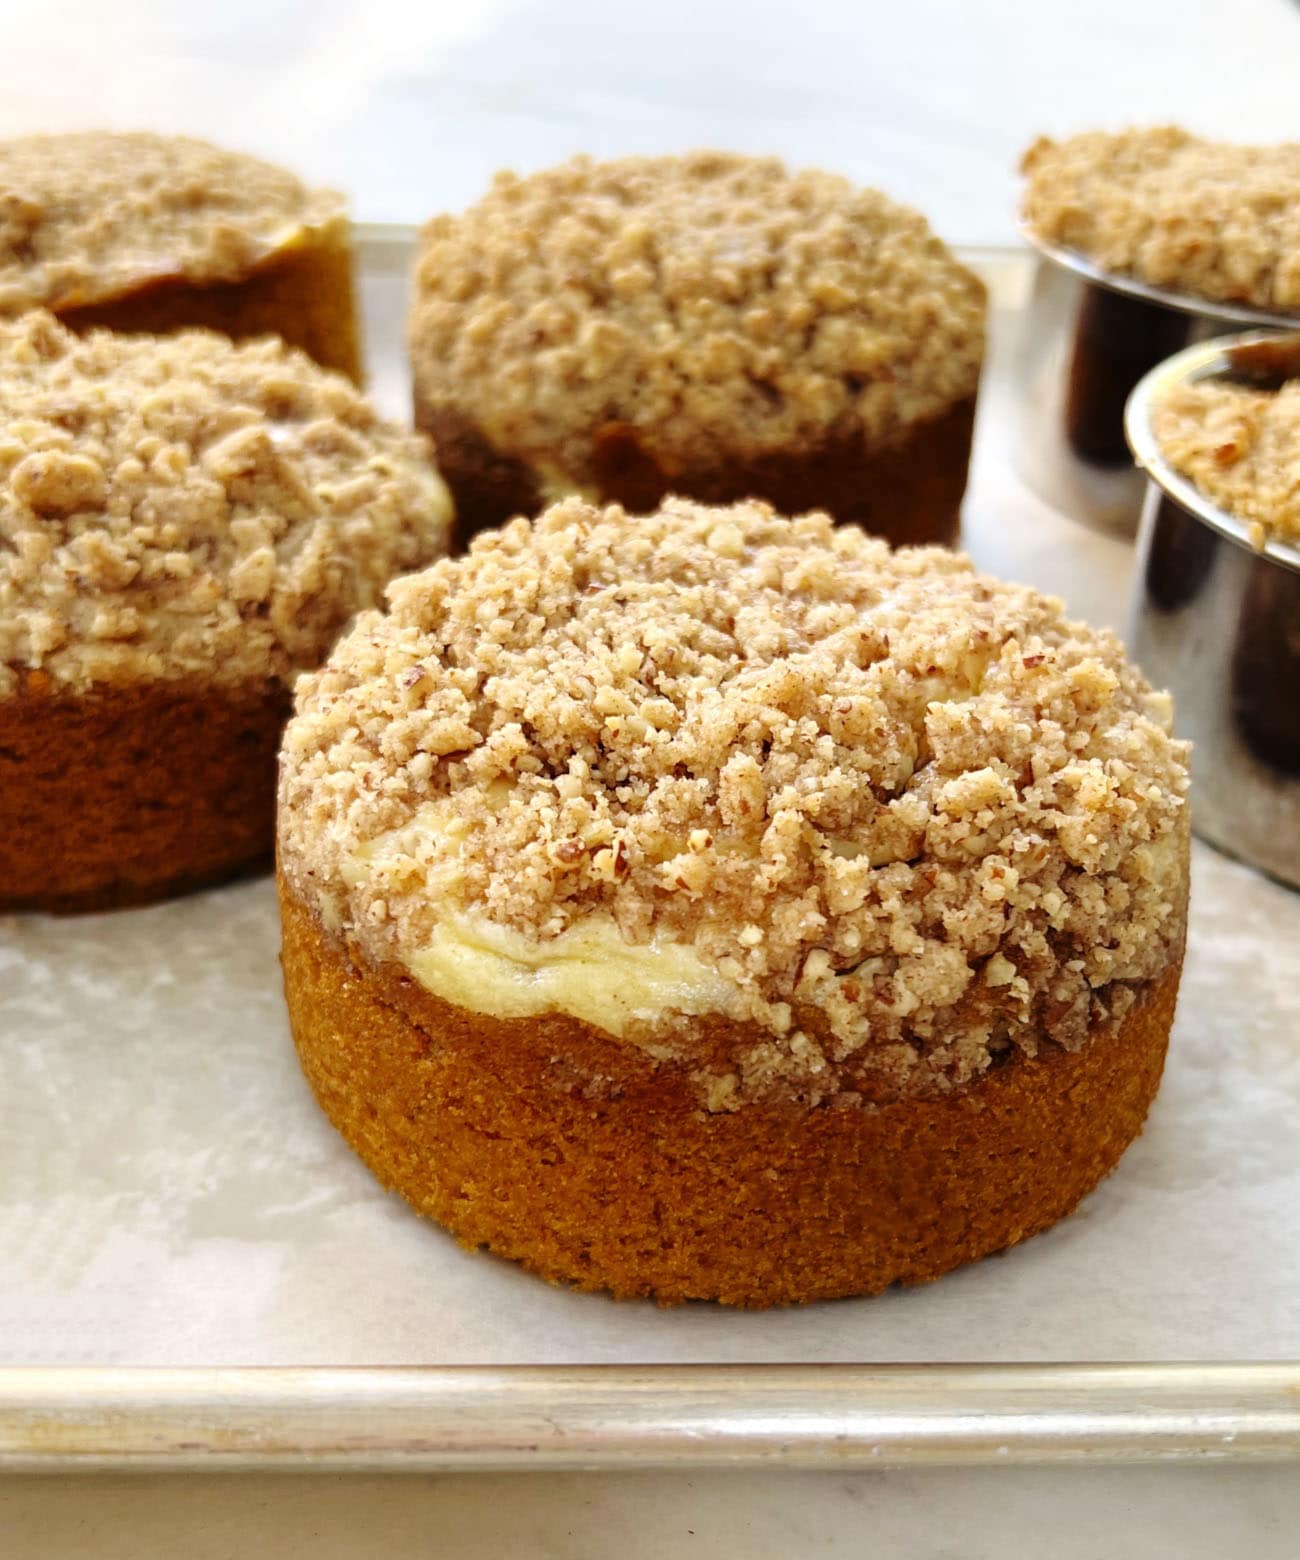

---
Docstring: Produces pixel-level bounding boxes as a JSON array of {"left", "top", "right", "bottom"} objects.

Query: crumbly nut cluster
[
  {"left": 280, "top": 497, "right": 1189, "bottom": 1106},
  {"left": 0, "top": 131, "right": 344, "bottom": 314},
  {"left": 410, "top": 152, "right": 985, "bottom": 484},
  {"left": 1154, "top": 378, "right": 1300, "bottom": 549},
  {"left": 0, "top": 312, "right": 451, "bottom": 695},
  {"left": 1021, "top": 127, "right": 1300, "bottom": 313}
]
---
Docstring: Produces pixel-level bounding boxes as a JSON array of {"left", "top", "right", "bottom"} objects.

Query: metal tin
[
  {"left": 1016, "top": 232, "right": 1295, "bottom": 536},
  {"left": 1126, "top": 331, "right": 1300, "bottom": 890}
]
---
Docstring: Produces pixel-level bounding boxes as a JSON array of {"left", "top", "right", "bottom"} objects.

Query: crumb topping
[
  {"left": 0, "top": 131, "right": 345, "bottom": 315},
  {"left": 280, "top": 498, "right": 1189, "bottom": 1107},
  {"left": 0, "top": 312, "right": 451, "bottom": 695},
  {"left": 1021, "top": 127, "right": 1300, "bottom": 313},
  {"left": 410, "top": 152, "right": 985, "bottom": 485},
  {"left": 1154, "top": 377, "right": 1300, "bottom": 548}
]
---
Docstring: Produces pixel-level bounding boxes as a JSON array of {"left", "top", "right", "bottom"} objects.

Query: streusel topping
[
  {"left": 1021, "top": 127, "right": 1300, "bottom": 313},
  {"left": 1154, "top": 377, "right": 1300, "bottom": 548},
  {"left": 410, "top": 152, "right": 985, "bottom": 484},
  {"left": 280, "top": 498, "right": 1189, "bottom": 1107},
  {"left": 0, "top": 131, "right": 344, "bottom": 315},
  {"left": 0, "top": 312, "right": 451, "bottom": 695}
]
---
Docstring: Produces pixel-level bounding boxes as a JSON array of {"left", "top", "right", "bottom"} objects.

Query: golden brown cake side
[
  {"left": 279, "top": 871, "right": 1183, "bottom": 1307},
  {"left": 419, "top": 396, "right": 974, "bottom": 549},
  {"left": 2, "top": 675, "right": 288, "bottom": 912}
]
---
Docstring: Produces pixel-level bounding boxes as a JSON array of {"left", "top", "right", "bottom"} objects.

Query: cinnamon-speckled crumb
[
  {"left": 0, "top": 312, "right": 451, "bottom": 695},
  {"left": 280, "top": 498, "right": 1189, "bottom": 1106},
  {"left": 1021, "top": 127, "right": 1300, "bottom": 313},
  {"left": 410, "top": 152, "right": 985, "bottom": 488},
  {"left": 0, "top": 131, "right": 344, "bottom": 314},
  {"left": 1154, "top": 378, "right": 1300, "bottom": 548}
]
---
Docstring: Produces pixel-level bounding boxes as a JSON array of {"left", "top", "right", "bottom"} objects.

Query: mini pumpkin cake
[
  {"left": 409, "top": 153, "right": 986, "bottom": 549},
  {"left": 1021, "top": 127, "right": 1300, "bottom": 314},
  {"left": 0, "top": 131, "right": 361, "bottom": 379},
  {"left": 277, "top": 496, "right": 1190, "bottom": 1307},
  {"left": 0, "top": 311, "right": 451, "bottom": 912}
]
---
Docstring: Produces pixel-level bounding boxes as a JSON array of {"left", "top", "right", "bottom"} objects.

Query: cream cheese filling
[
  {"left": 530, "top": 459, "right": 600, "bottom": 506},
  {"left": 405, "top": 911, "right": 736, "bottom": 1037},
  {"left": 342, "top": 799, "right": 738, "bottom": 1038}
]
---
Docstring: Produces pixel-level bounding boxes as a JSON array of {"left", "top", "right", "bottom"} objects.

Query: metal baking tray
[{"left": 3, "top": 231, "right": 1298, "bottom": 1470}]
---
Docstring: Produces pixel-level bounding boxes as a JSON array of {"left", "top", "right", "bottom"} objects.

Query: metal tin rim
[
  {"left": 2, "top": 1363, "right": 1300, "bottom": 1470},
  {"left": 1020, "top": 226, "right": 1300, "bottom": 329},
  {"left": 1124, "top": 331, "right": 1300, "bottom": 576}
]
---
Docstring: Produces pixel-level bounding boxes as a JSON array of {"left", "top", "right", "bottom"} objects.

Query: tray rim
[
  {"left": 4, "top": 1362, "right": 1300, "bottom": 1470},
  {"left": 353, "top": 221, "right": 1032, "bottom": 276},
  {"left": 7, "top": 233, "right": 1295, "bottom": 1474}
]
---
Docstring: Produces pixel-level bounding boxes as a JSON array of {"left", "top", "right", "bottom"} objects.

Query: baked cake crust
[
  {"left": 0, "top": 132, "right": 360, "bottom": 378},
  {"left": 279, "top": 873, "right": 1183, "bottom": 1306},
  {"left": 2, "top": 674, "right": 287, "bottom": 912},
  {"left": 55, "top": 220, "right": 360, "bottom": 383},
  {"left": 410, "top": 152, "right": 985, "bottom": 544},
  {"left": 419, "top": 395, "right": 975, "bottom": 551}
]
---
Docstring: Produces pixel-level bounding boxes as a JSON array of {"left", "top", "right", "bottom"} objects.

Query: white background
[
  {"left": 3, "top": 0, "right": 1299, "bottom": 1554},
  {"left": 1, "top": 0, "right": 1298, "bottom": 242}
]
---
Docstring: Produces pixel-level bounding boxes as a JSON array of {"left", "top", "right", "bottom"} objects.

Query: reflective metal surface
[
  {"left": 1127, "top": 333, "right": 1300, "bottom": 890},
  {"left": 4, "top": 1365, "right": 1300, "bottom": 1471},
  {"left": 1015, "top": 233, "right": 1295, "bottom": 537}
]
